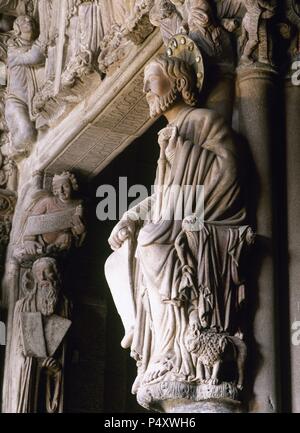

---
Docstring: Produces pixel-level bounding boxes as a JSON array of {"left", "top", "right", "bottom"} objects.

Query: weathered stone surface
[
  {"left": 0, "top": 0, "right": 299, "bottom": 414},
  {"left": 106, "top": 49, "right": 254, "bottom": 412},
  {"left": 2, "top": 171, "right": 86, "bottom": 413},
  {"left": 237, "top": 67, "right": 279, "bottom": 413},
  {"left": 4, "top": 257, "right": 71, "bottom": 413}
]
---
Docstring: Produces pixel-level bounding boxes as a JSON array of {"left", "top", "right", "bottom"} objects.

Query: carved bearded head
[
  {"left": 52, "top": 171, "right": 78, "bottom": 203},
  {"left": 32, "top": 257, "right": 61, "bottom": 317},
  {"left": 144, "top": 54, "right": 197, "bottom": 118}
]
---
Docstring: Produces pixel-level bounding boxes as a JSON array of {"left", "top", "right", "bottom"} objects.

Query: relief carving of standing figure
[
  {"left": 240, "top": 0, "right": 276, "bottom": 65},
  {"left": 151, "top": 0, "right": 238, "bottom": 64},
  {"left": 5, "top": 257, "right": 71, "bottom": 413},
  {"left": 5, "top": 15, "right": 44, "bottom": 157},
  {"left": 149, "top": 0, "right": 186, "bottom": 45}
]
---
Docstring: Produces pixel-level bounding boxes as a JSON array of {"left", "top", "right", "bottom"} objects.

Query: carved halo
[{"left": 166, "top": 34, "right": 205, "bottom": 90}]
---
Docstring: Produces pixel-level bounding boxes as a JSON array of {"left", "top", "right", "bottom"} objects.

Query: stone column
[
  {"left": 236, "top": 66, "right": 280, "bottom": 413},
  {"left": 205, "top": 70, "right": 235, "bottom": 124},
  {"left": 0, "top": 189, "right": 17, "bottom": 411},
  {"left": 286, "top": 78, "right": 300, "bottom": 413}
]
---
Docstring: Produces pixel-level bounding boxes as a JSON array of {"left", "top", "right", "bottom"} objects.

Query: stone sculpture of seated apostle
[{"left": 106, "top": 45, "right": 254, "bottom": 412}]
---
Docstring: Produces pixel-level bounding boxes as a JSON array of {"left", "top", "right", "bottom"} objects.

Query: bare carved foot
[
  {"left": 143, "top": 358, "right": 173, "bottom": 384},
  {"left": 208, "top": 378, "right": 219, "bottom": 386}
]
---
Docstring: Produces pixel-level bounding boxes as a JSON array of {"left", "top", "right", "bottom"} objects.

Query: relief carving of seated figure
[{"left": 15, "top": 171, "right": 86, "bottom": 261}]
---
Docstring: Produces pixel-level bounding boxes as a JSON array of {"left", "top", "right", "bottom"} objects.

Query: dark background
[{"left": 64, "top": 118, "right": 165, "bottom": 413}]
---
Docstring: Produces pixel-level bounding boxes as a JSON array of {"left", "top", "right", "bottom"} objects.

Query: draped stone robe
[{"left": 128, "top": 107, "right": 249, "bottom": 387}]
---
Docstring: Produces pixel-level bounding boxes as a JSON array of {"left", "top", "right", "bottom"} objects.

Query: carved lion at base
[{"left": 185, "top": 327, "right": 247, "bottom": 390}]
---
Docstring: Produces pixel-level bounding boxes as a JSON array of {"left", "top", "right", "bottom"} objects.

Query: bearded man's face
[
  {"left": 34, "top": 262, "right": 60, "bottom": 316},
  {"left": 143, "top": 62, "right": 178, "bottom": 118}
]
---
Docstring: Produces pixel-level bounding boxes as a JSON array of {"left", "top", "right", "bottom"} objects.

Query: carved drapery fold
[{"left": 0, "top": 0, "right": 299, "bottom": 414}]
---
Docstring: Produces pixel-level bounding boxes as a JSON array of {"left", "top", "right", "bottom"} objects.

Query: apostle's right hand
[
  {"left": 23, "top": 240, "right": 42, "bottom": 256},
  {"left": 108, "top": 218, "right": 136, "bottom": 251}
]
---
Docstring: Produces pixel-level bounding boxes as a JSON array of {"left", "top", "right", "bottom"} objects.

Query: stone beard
[
  {"left": 144, "top": 57, "right": 197, "bottom": 118},
  {"left": 36, "top": 279, "right": 59, "bottom": 317},
  {"left": 146, "top": 85, "right": 179, "bottom": 118}
]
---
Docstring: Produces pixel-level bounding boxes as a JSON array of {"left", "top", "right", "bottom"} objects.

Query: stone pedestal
[
  {"left": 137, "top": 381, "right": 243, "bottom": 413},
  {"left": 161, "top": 399, "right": 243, "bottom": 414}
]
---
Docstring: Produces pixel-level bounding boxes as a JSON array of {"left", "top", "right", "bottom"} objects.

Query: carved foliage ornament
[{"left": 166, "top": 34, "right": 205, "bottom": 89}]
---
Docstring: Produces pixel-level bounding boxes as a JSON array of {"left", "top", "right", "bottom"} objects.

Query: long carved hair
[
  {"left": 12, "top": 15, "right": 38, "bottom": 40},
  {"left": 150, "top": 54, "right": 198, "bottom": 107}
]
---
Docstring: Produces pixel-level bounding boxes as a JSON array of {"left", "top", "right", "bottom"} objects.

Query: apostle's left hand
[{"left": 42, "top": 357, "right": 62, "bottom": 375}]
